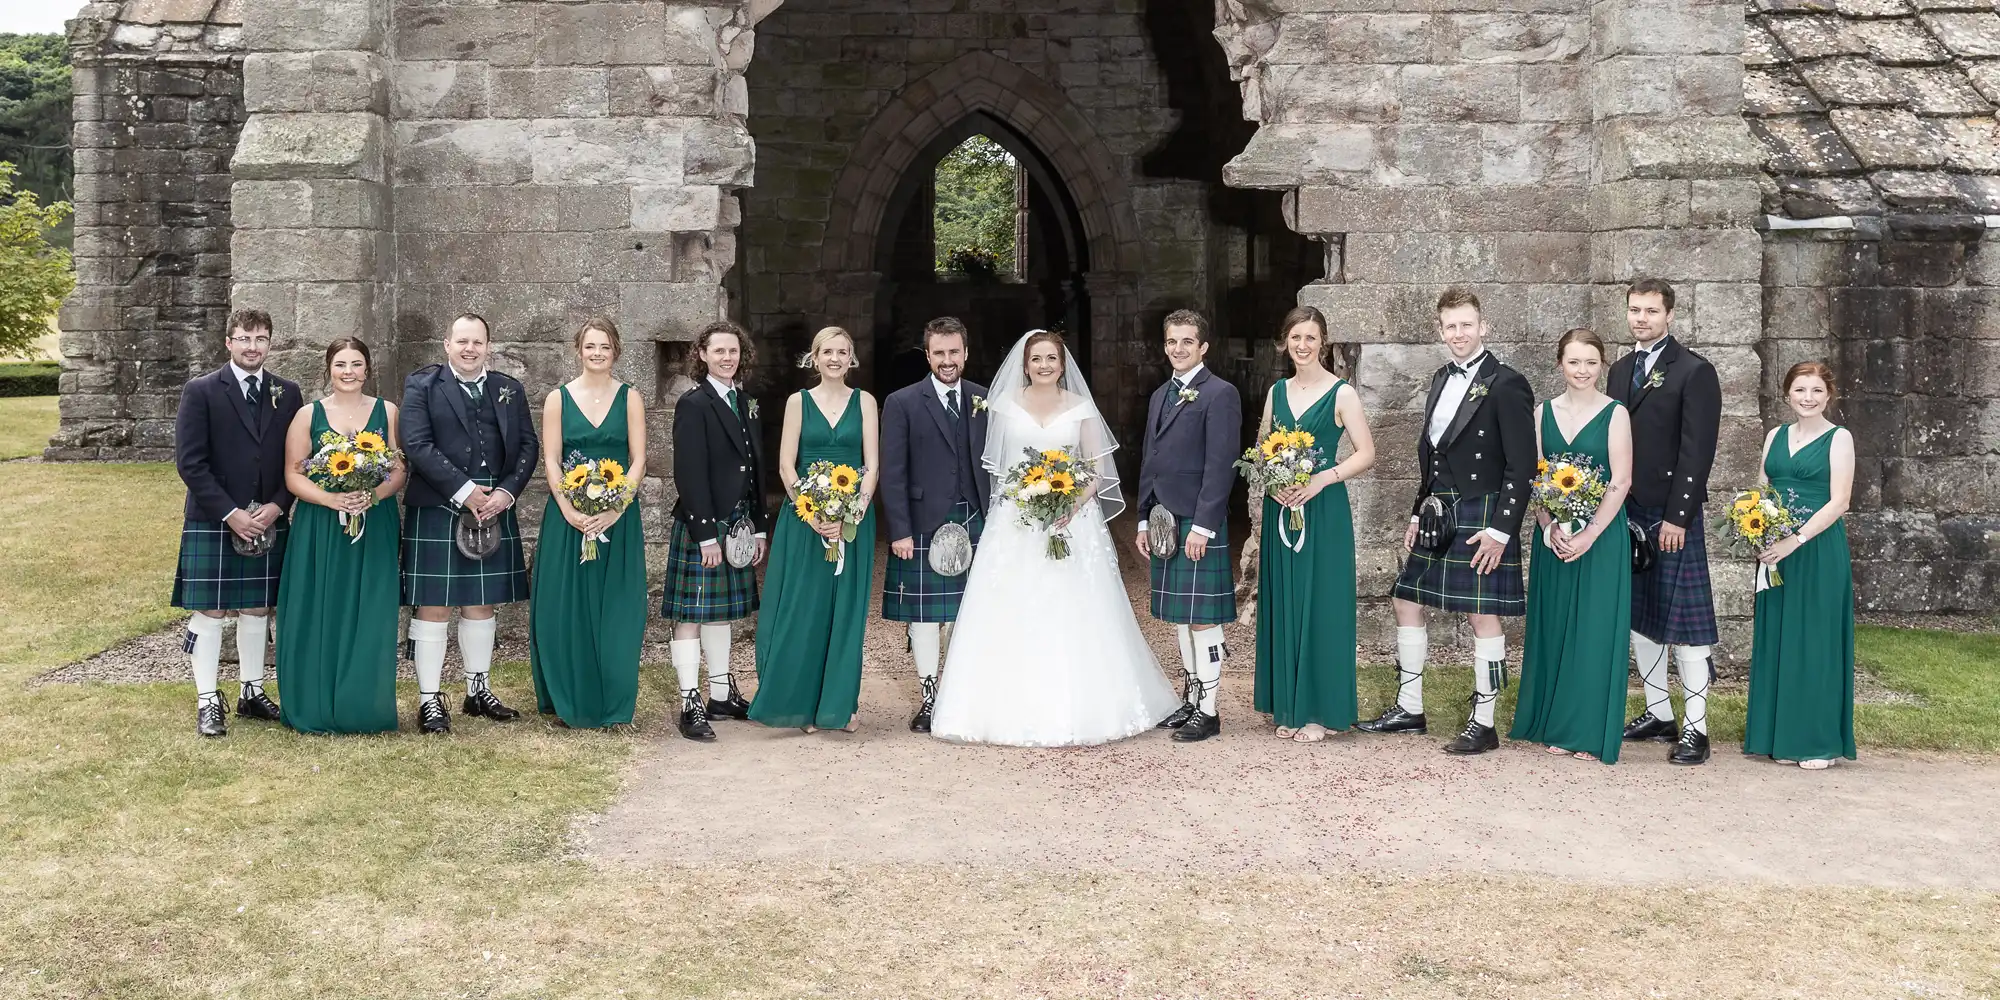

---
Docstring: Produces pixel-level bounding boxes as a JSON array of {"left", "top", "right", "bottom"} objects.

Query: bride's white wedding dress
[{"left": 929, "top": 390, "right": 1181, "bottom": 747}]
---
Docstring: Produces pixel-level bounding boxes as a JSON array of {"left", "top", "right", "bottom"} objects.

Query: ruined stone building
[{"left": 49, "top": 0, "right": 2000, "bottom": 642}]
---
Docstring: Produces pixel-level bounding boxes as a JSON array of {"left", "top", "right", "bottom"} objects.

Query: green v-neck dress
[
  {"left": 529, "top": 385, "right": 648, "bottom": 729},
  {"left": 276, "top": 398, "right": 401, "bottom": 734},
  {"left": 1510, "top": 400, "right": 1632, "bottom": 762},
  {"left": 1743, "top": 424, "right": 1856, "bottom": 762},
  {"left": 1253, "top": 378, "right": 1358, "bottom": 731},
  {"left": 750, "top": 389, "right": 878, "bottom": 729}
]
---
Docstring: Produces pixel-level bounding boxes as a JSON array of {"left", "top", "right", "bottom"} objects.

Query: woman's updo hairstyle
[
  {"left": 1555, "top": 327, "right": 1606, "bottom": 363},
  {"left": 323, "top": 336, "right": 371, "bottom": 376},
  {"left": 573, "top": 316, "right": 622, "bottom": 360},
  {"left": 1783, "top": 360, "right": 1838, "bottom": 402},
  {"left": 1022, "top": 328, "right": 1067, "bottom": 378}
]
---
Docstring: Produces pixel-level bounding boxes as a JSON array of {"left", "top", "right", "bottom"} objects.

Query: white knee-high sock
[
  {"left": 458, "top": 616, "right": 498, "bottom": 694},
  {"left": 908, "top": 622, "right": 942, "bottom": 680},
  {"left": 1472, "top": 634, "right": 1506, "bottom": 728},
  {"left": 1676, "top": 644, "right": 1711, "bottom": 734},
  {"left": 1632, "top": 631, "right": 1672, "bottom": 721},
  {"left": 670, "top": 638, "right": 702, "bottom": 696},
  {"left": 409, "top": 618, "right": 448, "bottom": 698},
  {"left": 1193, "top": 625, "right": 1226, "bottom": 715},
  {"left": 188, "top": 614, "right": 225, "bottom": 702},
  {"left": 1175, "top": 624, "right": 1196, "bottom": 678},
  {"left": 235, "top": 613, "right": 269, "bottom": 686},
  {"left": 1396, "top": 626, "right": 1427, "bottom": 714},
  {"left": 699, "top": 623, "right": 733, "bottom": 700}
]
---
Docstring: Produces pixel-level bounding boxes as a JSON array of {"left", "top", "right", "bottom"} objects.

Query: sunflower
[
  {"left": 1551, "top": 464, "right": 1582, "bottom": 494},
  {"left": 563, "top": 465, "right": 590, "bottom": 492},
  {"left": 326, "top": 451, "right": 357, "bottom": 477},
  {"left": 1260, "top": 435, "right": 1285, "bottom": 459},
  {"left": 1041, "top": 448, "right": 1072, "bottom": 465},
  {"left": 1047, "top": 470, "right": 1076, "bottom": 495},
  {"left": 599, "top": 458, "right": 626, "bottom": 490},
  {"left": 1537, "top": 458, "right": 1550, "bottom": 477},
  {"left": 1021, "top": 465, "right": 1048, "bottom": 486},
  {"left": 794, "top": 493, "right": 818, "bottom": 521},
  {"left": 1732, "top": 491, "right": 1760, "bottom": 515},
  {"left": 829, "top": 464, "right": 860, "bottom": 494},
  {"left": 1739, "top": 511, "right": 1765, "bottom": 538},
  {"left": 352, "top": 431, "right": 386, "bottom": 454},
  {"left": 1286, "top": 430, "right": 1315, "bottom": 449}
]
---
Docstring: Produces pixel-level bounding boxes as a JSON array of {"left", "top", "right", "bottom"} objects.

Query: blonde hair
[{"left": 810, "top": 326, "right": 854, "bottom": 357}]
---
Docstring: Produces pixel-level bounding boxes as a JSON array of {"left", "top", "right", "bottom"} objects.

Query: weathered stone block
[
  {"left": 1597, "top": 117, "right": 1767, "bottom": 181},
  {"left": 620, "top": 282, "right": 726, "bottom": 341},
  {"left": 395, "top": 120, "right": 534, "bottom": 186},
  {"left": 1439, "top": 13, "right": 1586, "bottom": 63},
  {"left": 232, "top": 229, "right": 383, "bottom": 283},
  {"left": 683, "top": 119, "right": 755, "bottom": 187},
  {"left": 1592, "top": 56, "right": 1679, "bottom": 117},
  {"left": 609, "top": 66, "right": 720, "bottom": 118},
  {"left": 394, "top": 186, "right": 561, "bottom": 233},
  {"left": 1480, "top": 122, "right": 1589, "bottom": 185},
  {"left": 1520, "top": 63, "right": 1589, "bottom": 121},
  {"left": 535, "top": 3, "right": 717, "bottom": 67},
  {"left": 1293, "top": 185, "right": 1592, "bottom": 233},
  {"left": 1260, "top": 64, "right": 1399, "bottom": 123},
  {"left": 1689, "top": 179, "right": 1762, "bottom": 226},
  {"left": 1346, "top": 232, "right": 1499, "bottom": 283},
  {"left": 232, "top": 112, "right": 386, "bottom": 183},
  {"left": 1495, "top": 232, "right": 1590, "bottom": 282},
  {"left": 1590, "top": 179, "right": 1692, "bottom": 230},
  {"left": 392, "top": 61, "right": 489, "bottom": 120},
  {"left": 293, "top": 281, "right": 379, "bottom": 347},
  {"left": 393, "top": 6, "right": 535, "bottom": 67},
  {"left": 1689, "top": 281, "right": 1764, "bottom": 346},
  {"left": 1593, "top": 0, "right": 1745, "bottom": 57},
  {"left": 1220, "top": 124, "right": 1375, "bottom": 189},
  {"left": 1400, "top": 64, "right": 1519, "bottom": 122},
  {"left": 490, "top": 69, "right": 609, "bottom": 119},
  {"left": 243, "top": 51, "right": 387, "bottom": 115},
  {"left": 1594, "top": 229, "right": 1763, "bottom": 282},
  {"left": 241, "top": 0, "right": 382, "bottom": 53}
]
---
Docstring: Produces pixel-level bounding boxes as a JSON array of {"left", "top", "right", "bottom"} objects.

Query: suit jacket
[
  {"left": 1412, "top": 352, "right": 1537, "bottom": 540},
  {"left": 399, "top": 365, "right": 539, "bottom": 508},
  {"left": 1136, "top": 366, "right": 1241, "bottom": 534},
  {"left": 1607, "top": 336, "right": 1721, "bottom": 527},
  {"left": 671, "top": 379, "right": 771, "bottom": 543},
  {"left": 880, "top": 377, "right": 991, "bottom": 541},
  {"left": 175, "top": 365, "right": 305, "bottom": 521}
]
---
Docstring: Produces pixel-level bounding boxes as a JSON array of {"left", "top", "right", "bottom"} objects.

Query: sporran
[
  {"left": 928, "top": 520, "right": 974, "bottom": 577},
  {"left": 230, "top": 501, "right": 275, "bottom": 558},
  {"left": 722, "top": 517, "right": 758, "bottom": 569},
  {"left": 1146, "top": 505, "right": 1179, "bottom": 559},
  {"left": 1628, "top": 519, "right": 1658, "bottom": 574},
  {"left": 1415, "top": 494, "right": 1456, "bottom": 554},
  {"left": 455, "top": 506, "right": 503, "bottom": 561}
]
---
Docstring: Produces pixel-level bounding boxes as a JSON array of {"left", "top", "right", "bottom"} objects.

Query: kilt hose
[
  {"left": 661, "top": 501, "right": 759, "bottom": 623},
  {"left": 400, "top": 496, "right": 529, "bottom": 608},
  {"left": 1627, "top": 501, "right": 1719, "bottom": 646},
  {"left": 172, "top": 516, "right": 289, "bottom": 612},
  {"left": 1148, "top": 515, "right": 1236, "bottom": 625},
  {"left": 882, "top": 500, "right": 984, "bottom": 623},
  {"left": 1390, "top": 490, "right": 1526, "bottom": 616}
]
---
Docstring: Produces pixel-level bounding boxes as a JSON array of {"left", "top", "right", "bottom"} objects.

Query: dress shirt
[
  {"left": 699, "top": 375, "right": 765, "bottom": 548},
  {"left": 447, "top": 366, "right": 501, "bottom": 507},
  {"left": 1415, "top": 350, "right": 1508, "bottom": 545},
  {"left": 1140, "top": 362, "right": 1215, "bottom": 540}
]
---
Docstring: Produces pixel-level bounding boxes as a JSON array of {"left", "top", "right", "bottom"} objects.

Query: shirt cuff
[
  {"left": 1482, "top": 527, "right": 1511, "bottom": 545},
  {"left": 1409, "top": 515, "right": 1420, "bottom": 524},
  {"left": 754, "top": 532, "right": 767, "bottom": 540},
  {"left": 491, "top": 488, "right": 513, "bottom": 504},
  {"left": 449, "top": 480, "right": 478, "bottom": 506},
  {"left": 226, "top": 507, "right": 243, "bottom": 521},
  {"left": 1189, "top": 524, "right": 1216, "bottom": 540},
  {"left": 699, "top": 538, "right": 719, "bottom": 550}
]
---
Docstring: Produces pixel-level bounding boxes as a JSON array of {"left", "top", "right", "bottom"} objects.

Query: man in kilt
[
  {"left": 399, "top": 314, "right": 538, "bottom": 734},
  {"left": 1132, "top": 309, "right": 1240, "bottom": 743},
  {"left": 171, "top": 309, "right": 302, "bottom": 737},
  {"left": 663, "top": 321, "right": 770, "bottom": 741},
  {"left": 1609, "top": 279, "right": 1722, "bottom": 765},
  {"left": 1360, "top": 289, "right": 1536, "bottom": 755},
  {"left": 880, "top": 316, "right": 990, "bottom": 732}
]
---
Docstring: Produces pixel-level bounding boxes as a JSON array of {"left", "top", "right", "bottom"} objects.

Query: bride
[{"left": 930, "top": 329, "right": 1182, "bottom": 746}]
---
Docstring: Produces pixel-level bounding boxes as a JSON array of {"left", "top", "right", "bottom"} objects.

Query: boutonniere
[
  {"left": 1643, "top": 369, "right": 1666, "bottom": 391},
  {"left": 747, "top": 399, "right": 761, "bottom": 420},
  {"left": 496, "top": 385, "right": 514, "bottom": 405},
  {"left": 1177, "top": 387, "right": 1200, "bottom": 405},
  {"left": 971, "top": 395, "right": 988, "bottom": 415},
  {"left": 270, "top": 388, "right": 281, "bottom": 409},
  {"left": 1466, "top": 382, "right": 1490, "bottom": 400}
]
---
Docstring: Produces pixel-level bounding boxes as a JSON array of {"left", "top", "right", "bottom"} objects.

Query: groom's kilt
[
  {"left": 661, "top": 501, "right": 759, "bottom": 623},
  {"left": 400, "top": 501, "right": 528, "bottom": 608},
  {"left": 882, "top": 500, "right": 984, "bottom": 623},
  {"left": 1627, "top": 501, "right": 1719, "bottom": 646},
  {"left": 1390, "top": 490, "right": 1525, "bottom": 616},
  {"left": 172, "top": 517, "right": 290, "bottom": 611},
  {"left": 1149, "top": 515, "right": 1236, "bottom": 625}
]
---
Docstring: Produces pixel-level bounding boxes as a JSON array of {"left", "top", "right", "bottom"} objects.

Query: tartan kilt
[
  {"left": 171, "top": 516, "right": 289, "bottom": 612},
  {"left": 400, "top": 500, "right": 528, "bottom": 608},
  {"left": 661, "top": 502, "right": 759, "bottom": 623},
  {"left": 882, "top": 500, "right": 984, "bottom": 623},
  {"left": 1390, "top": 490, "right": 1526, "bottom": 616},
  {"left": 1628, "top": 502, "right": 1719, "bottom": 646},
  {"left": 1149, "top": 515, "right": 1236, "bottom": 625}
]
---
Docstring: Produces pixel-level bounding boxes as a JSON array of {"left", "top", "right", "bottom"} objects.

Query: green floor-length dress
[
  {"left": 276, "top": 398, "right": 401, "bottom": 734},
  {"left": 1509, "top": 401, "right": 1632, "bottom": 762},
  {"left": 529, "top": 385, "right": 648, "bottom": 729},
  {"left": 1743, "top": 424, "right": 1856, "bottom": 762},
  {"left": 1254, "top": 378, "right": 1358, "bottom": 731},
  {"left": 750, "top": 389, "right": 878, "bottom": 729}
]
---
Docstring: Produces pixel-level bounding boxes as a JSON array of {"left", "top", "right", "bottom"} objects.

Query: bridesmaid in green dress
[
  {"left": 529, "top": 318, "right": 650, "bottom": 729},
  {"left": 751, "top": 327, "right": 880, "bottom": 732},
  {"left": 1510, "top": 328, "right": 1635, "bottom": 763},
  {"left": 1744, "top": 361, "right": 1857, "bottom": 769},
  {"left": 277, "top": 337, "right": 406, "bottom": 734},
  {"left": 1254, "top": 306, "right": 1377, "bottom": 743}
]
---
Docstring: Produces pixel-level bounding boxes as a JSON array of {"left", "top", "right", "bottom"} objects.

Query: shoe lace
[
  {"left": 918, "top": 675, "right": 938, "bottom": 706},
  {"left": 199, "top": 694, "right": 226, "bottom": 724},
  {"left": 1456, "top": 716, "right": 1484, "bottom": 741},
  {"left": 420, "top": 696, "right": 446, "bottom": 724},
  {"left": 1677, "top": 725, "right": 1702, "bottom": 749},
  {"left": 683, "top": 691, "right": 709, "bottom": 727}
]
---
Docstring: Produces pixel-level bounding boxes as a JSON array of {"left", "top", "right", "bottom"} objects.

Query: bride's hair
[{"left": 1021, "top": 328, "right": 1066, "bottom": 379}]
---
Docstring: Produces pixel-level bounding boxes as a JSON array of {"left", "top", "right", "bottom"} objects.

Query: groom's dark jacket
[
  {"left": 881, "top": 375, "right": 990, "bottom": 542},
  {"left": 399, "top": 364, "right": 539, "bottom": 509},
  {"left": 1607, "top": 335, "right": 1720, "bottom": 528},
  {"left": 175, "top": 365, "right": 304, "bottom": 521},
  {"left": 1136, "top": 364, "right": 1241, "bottom": 534}
]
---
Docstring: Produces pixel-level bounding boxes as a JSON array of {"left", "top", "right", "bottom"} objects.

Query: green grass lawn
[{"left": 0, "top": 395, "right": 58, "bottom": 459}]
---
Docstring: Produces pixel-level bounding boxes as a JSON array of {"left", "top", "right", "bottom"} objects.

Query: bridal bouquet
[
  {"left": 793, "top": 459, "right": 866, "bottom": 574},
  {"left": 558, "top": 451, "right": 635, "bottom": 563},
  {"left": 301, "top": 429, "right": 400, "bottom": 541},
  {"left": 1711, "top": 486, "right": 1805, "bottom": 588},
  {"left": 1235, "top": 428, "right": 1322, "bottom": 550},
  {"left": 1530, "top": 453, "right": 1609, "bottom": 539},
  {"left": 998, "top": 446, "right": 1096, "bottom": 560}
]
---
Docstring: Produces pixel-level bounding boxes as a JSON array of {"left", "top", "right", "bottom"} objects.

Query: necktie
[
  {"left": 1170, "top": 376, "right": 1186, "bottom": 395},
  {"left": 725, "top": 387, "right": 739, "bottom": 418},
  {"left": 945, "top": 387, "right": 960, "bottom": 421},
  {"left": 244, "top": 374, "right": 260, "bottom": 405},
  {"left": 463, "top": 378, "right": 484, "bottom": 405},
  {"left": 1631, "top": 352, "right": 1649, "bottom": 391}
]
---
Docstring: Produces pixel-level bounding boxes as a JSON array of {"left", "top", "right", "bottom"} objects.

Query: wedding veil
[{"left": 980, "top": 329, "right": 1126, "bottom": 522}]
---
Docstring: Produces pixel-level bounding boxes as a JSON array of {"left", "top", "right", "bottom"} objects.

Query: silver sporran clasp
[
  {"left": 230, "top": 501, "right": 276, "bottom": 558},
  {"left": 1146, "top": 505, "right": 1179, "bottom": 559},
  {"left": 455, "top": 505, "right": 503, "bottom": 561},
  {"left": 722, "top": 517, "right": 758, "bottom": 569},
  {"left": 927, "top": 520, "right": 974, "bottom": 577}
]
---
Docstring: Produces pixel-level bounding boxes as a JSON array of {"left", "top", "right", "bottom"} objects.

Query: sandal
[
  {"left": 1545, "top": 745, "right": 1570, "bottom": 755},
  {"left": 1292, "top": 724, "right": 1328, "bottom": 744},
  {"left": 842, "top": 719, "right": 859, "bottom": 733},
  {"left": 1799, "top": 758, "right": 1835, "bottom": 770},
  {"left": 1275, "top": 727, "right": 1297, "bottom": 739},
  {"left": 1573, "top": 751, "right": 1595, "bottom": 761}
]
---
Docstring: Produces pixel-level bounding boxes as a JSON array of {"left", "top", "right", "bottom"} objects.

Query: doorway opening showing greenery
[{"left": 932, "top": 135, "right": 1025, "bottom": 282}]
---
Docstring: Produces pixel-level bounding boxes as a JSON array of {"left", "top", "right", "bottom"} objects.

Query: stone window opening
[{"left": 931, "top": 134, "right": 1029, "bottom": 285}]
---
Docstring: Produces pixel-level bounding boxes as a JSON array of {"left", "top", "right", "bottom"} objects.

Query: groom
[
  {"left": 1134, "top": 309, "right": 1240, "bottom": 743},
  {"left": 880, "top": 316, "right": 990, "bottom": 732}
]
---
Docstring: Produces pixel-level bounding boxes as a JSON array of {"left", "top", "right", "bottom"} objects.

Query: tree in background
[
  {"left": 0, "top": 34, "right": 72, "bottom": 248},
  {"left": 0, "top": 162, "right": 73, "bottom": 358},
  {"left": 933, "top": 135, "right": 1018, "bottom": 277}
]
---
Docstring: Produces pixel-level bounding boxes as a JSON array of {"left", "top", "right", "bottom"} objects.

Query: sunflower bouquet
[
  {"left": 1530, "top": 453, "right": 1609, "bottom": 539},
  {"left": 1235, "top": 428, "right": 1323, "bottom": 539},
  {"left": 302, "top": 429, "right": 400, "bottom": 541},
  {"left": 1711, "top": 486, "right": 1805, "bottom": 587},
  {"left": 558, "top": 450, "right": 636, "bottom": 562},
  {"left": 793, "top": 459, "right": 867, "bottom": 574},
  {"left": 998, "top": 446, "right": 1097, "bottom": 560}
]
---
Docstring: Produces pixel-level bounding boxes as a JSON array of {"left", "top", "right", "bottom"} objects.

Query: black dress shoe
[
  {"left": 1442, "top": 718, "right": 1499, "bottom": 755},
  {"left": 909, "top": 676, "right": 937, "bottom": 733},
  {"left": 1669, "top": 726, "right": 1710, "bottom": 765},
  {"left": 1158, "top": 673, "right": 1197, "bottom": 729},
  {"left": 1355, "top": 705, "right": 1428, "bottom": 734},
  {"left": 197, "top": 698, "right": 227, "bottom": 738},
  {"left": 707, "top": 692, "right": 752, "bottom": 721},
  {"left": 1172, "top": 710, "right": 1220, "bottom": 742},
  {"left": 418, "top": 695, "right": 452, "bottom": 734},
  {"left": 1622, "top": 710, "right": 1678, "bottom": 742},
  {"left": 677, "top": 695, "right": 716, "bottom": 742},
  {"left": 236, "top": 687, "right": 282, "bottom": 722},
  {"left": 463, "top": 688, "right": 521, "bottom": 721}
]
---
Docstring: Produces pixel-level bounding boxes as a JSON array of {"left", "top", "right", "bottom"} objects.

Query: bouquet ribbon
[
  {"left": 337, "top": 510, "right": 367, "bottom": 543},
  {"left": 579, "top": 528, "right": 609, "bottom": 563},
  {"left": 823, "top": 537, "right": 848, "bottom": 575},
  {"left": 1754, "top": 562, "right": 1784, "bottom": 592},
  {"left": 1276, "top": 505, "right": 1308, "bottom": 553}
]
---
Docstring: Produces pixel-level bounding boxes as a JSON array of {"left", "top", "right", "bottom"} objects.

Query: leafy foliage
[
  {"left": 0, "top": 34, "right": 71, "bottom": 231},
  {"left": 933, "top": 135, "right": 1018, "bottom": 276},
  {"left": 0, "top": 162, "right": 73, "bottom": 359}
]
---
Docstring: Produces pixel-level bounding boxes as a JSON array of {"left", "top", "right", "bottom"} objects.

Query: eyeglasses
[{"left": 227, "top": 335, "right": 272, "bottom": 347}]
